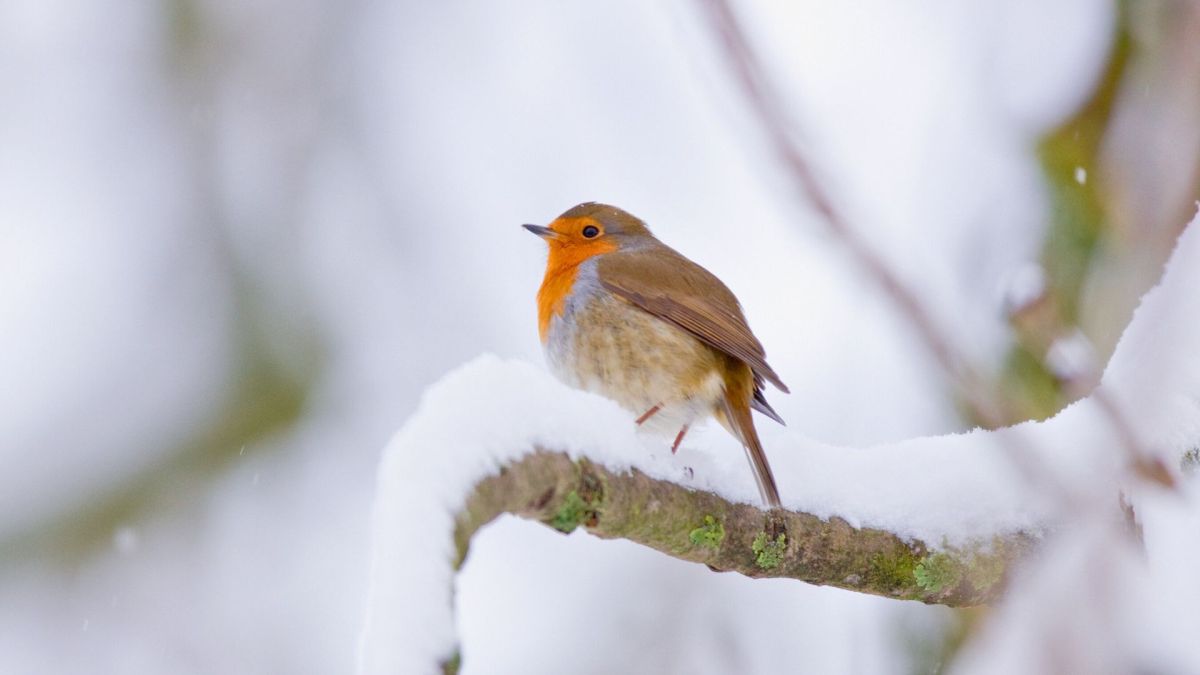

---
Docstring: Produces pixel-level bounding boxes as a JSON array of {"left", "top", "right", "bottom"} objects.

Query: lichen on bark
[{"left": 452, "top": 450, "right": 1034, "bottom": 605}]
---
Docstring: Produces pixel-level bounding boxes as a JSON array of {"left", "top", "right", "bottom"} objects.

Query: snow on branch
[{"left": 358, "top": 211, "right": 1200, "bottom": 675}]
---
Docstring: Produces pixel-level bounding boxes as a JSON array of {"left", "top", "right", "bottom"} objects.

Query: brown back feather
[{"left": 597, "top": 246, "right": 789, "bottom": 394}]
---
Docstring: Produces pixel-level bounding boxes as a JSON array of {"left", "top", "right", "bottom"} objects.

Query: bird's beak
[{"left": 522, "top": 224, "right": 557, "bottom": 239}]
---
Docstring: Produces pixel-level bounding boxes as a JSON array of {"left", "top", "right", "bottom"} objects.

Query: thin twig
[
  {"left": 695, "top": 0, "right": 993, "bottom": 422},
  {"left": 1092, "top": 388, "right": 1176, "bottom": 488},
  {"left": 694, "top": 0, "right": 1174, "bottom": 496},
  {"left": 695, "top": 0, "right": 1060, "bottom": 488}
]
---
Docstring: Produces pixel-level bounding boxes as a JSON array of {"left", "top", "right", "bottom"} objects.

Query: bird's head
[{"left": 523, "top": 202, "right": 655, "bottom": 260}]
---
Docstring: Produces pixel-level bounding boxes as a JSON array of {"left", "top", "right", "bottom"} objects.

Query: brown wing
[{"left": 597, "top": 246, "right": 789, "bottom": 394}]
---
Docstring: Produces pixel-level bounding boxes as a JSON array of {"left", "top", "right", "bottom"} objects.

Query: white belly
[{"left": 544, "top": 289, "right": 726, "bottom": 437}]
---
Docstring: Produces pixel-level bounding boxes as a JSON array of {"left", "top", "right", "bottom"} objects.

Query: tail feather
[
  {"left": 719, "top": 394, "right": 782, "bottom": 508},
  {"left": 751, "top": 388, "right": 786, "bottom": 426}
]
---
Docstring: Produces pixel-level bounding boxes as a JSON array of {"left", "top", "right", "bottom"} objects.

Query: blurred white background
[{"left": 2, "top": 1, "right": 1197, "bottom": 673}]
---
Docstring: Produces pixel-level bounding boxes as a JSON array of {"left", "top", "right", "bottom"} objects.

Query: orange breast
[{"left": 536, "top": 237, "right": 617, "bottom": 341}]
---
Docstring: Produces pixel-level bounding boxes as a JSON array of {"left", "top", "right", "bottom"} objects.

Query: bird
[{"left": 524, "top": 202, "right": 789, "bottom": 508}]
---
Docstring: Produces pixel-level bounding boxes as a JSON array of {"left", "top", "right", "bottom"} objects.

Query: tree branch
[
  {"left": 695, "top": 0, "right": 1000, "bottom": 424},
  {"left": 454, "top": 450, "right": 1033, "bottom": 607}
]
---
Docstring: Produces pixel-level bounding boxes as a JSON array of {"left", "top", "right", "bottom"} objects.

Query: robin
[{"left": 524, "top": 202, "right": 788, "bottom": 507}]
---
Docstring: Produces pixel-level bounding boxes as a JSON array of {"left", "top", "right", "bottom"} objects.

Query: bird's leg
[
  {"left": 635, "top": 403, "right": 662, "bottom": 425},
  {"left": 671, "top": 425, "right": 689, "bottom": 454}
]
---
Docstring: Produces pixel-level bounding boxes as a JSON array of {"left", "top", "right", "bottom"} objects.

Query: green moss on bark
[
  {"left": 550, "top": 490, "right": 590, "bottom": 532},
  {"left": 868, "top": 550, "right": 921, "bottom": 591},
  {"left": 752, "top": 532, "right": 787, "bottom": 569},
  {"left": 689, "top": 515, "right": 725, "bottom": 549},
  {"left": 914, "top": 553, "right": 965, "bottom": 594},
  {"left": 455, "top": 450, "right": 1031, "bottom": 609}
]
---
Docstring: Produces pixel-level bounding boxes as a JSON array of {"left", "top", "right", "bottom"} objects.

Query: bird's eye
[{"left": 582, "top": 225, "right": 600, "bottom": 238}]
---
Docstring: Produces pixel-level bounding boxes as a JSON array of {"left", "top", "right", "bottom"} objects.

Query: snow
[
  {"left": 357, "top": 358, "right": 674, "bottom": 674},
  {"left": 360, "top": 212, "right": 1200, "bottom": 673},
  {"left": 951, "top": 484, "right": 1200, "bottom": 675},
  {"left": 999, "top": 261, "right": 1047, "bottom": 314},
  {"left": 1099, "top": 208, "right": 1200, "bottom": 457},
  {"left": 954, "top": 210, "right": 1200, "bottom": 674},
  {"left": 2, "top": 1, "right": 1186, "bottom": 672},
  {"left": 1044, "top": 329, "right": 1096, "bottom": 382}
]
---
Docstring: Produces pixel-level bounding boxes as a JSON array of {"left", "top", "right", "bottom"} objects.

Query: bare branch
[
  {"left": 694, "top": 0, "right": 1179, "bottom": 498},
  {"left": 695, "top": 0, "right": 1000, "bottom": 425}
]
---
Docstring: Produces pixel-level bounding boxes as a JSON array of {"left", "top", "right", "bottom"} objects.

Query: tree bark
[{"left": 453, "top": 450, "right": 1034, "bottom": 607}]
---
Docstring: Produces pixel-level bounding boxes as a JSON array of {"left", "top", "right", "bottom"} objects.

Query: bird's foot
[
  {"left": 671, "top": 425, "right": 689, "bottom": 454},
  {"left": 635, "top": 403, "right": 662, "bottom": 425}
]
